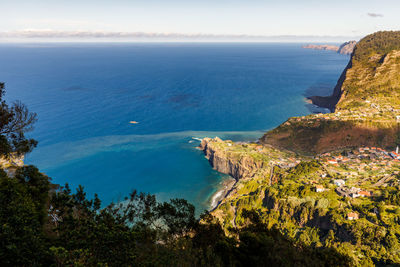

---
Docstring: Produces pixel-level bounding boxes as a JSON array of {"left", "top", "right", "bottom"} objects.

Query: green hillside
[
  {"left": 205, "top": 31, "right": 400, "bottom": 266},
  {"left": 262, "top": 31, "right": 400, "bottom": 154}
]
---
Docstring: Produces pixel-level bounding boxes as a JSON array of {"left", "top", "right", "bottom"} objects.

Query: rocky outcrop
[
  {"left": 199, "top": 137, "right": 267, "bottom": 181},
  {"left": 303, "top": 44, "right": 339, "bottom": 52},
  {"left": 337, "top": 40, "right": 356, "bottom": 55},
  {"left": 302, "top": 41, "right": 356, "bottom": 56}
]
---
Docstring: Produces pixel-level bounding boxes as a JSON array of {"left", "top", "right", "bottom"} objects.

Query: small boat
[{"left": 129, "top": 121, "right": 139, "bottom": 124}]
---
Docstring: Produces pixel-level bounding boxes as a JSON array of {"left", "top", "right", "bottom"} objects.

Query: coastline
[{"left": 209, "top": 176, "right": 236, "bottom": 211}]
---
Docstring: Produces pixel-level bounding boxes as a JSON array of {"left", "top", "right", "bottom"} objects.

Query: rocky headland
[
  {"left": 200, "top": 31, "right": 400, "bottom": 265},
  {"left": 303, "top": 40, "right": 356, "bottom": 55},
  {"left": 302, "top": 44, "right": 339, "bottom": 52}
]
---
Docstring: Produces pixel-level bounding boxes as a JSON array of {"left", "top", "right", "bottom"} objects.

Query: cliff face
[
  {"left": 302, "top": 40, "right": 356, "bottom": 56},
  {"left": 308, "top": 59, "right": 352, "bottom": 111},
  {"left": 337, "top": 41, "right": 356, "bottom": 55},
  {"left": 200, "top": 137, "right": 268, "bottom": 181},
  {"left": 310, "top": 32, "right": 400, "bottom": 112},
  {"left": 200, "top": 32, "right": 400, "bottom": 265},
  {"left": 265, "top": 31, "right": 400, "bottom": 154}
]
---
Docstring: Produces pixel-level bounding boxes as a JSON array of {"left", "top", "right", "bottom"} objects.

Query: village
[
  {"left": 204, "top": 137, "right": 400, "bottom": 222},
  {"left": 311, "top": 146, "right": 400, "bottom": 220}
]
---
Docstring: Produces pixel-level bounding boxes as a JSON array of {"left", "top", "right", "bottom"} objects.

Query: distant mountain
[
  {"left": 302, "top": 44, "right": 339, "bottom": 52},
  {"left": 303, "top": 40, "right": 357, "bottom": 55}
]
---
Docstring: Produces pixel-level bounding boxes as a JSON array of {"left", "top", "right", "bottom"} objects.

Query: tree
[
  {"left": 325, "top": 230, "right": 335, "bottom": 248},
  {"left": 0, "top": 169, "right": 50, "bottom": 266},
  {"left": 0, "top": 83, "right": 37, "bottom": 155}
]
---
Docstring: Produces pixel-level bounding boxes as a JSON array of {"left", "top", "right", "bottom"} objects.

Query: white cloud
[{"left": 367, "top": 13, "right": 384, "bottom": 18}]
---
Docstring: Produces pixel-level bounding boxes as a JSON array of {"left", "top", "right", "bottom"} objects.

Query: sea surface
[{"left": 0, "top": 43, "right": 349, "bottom": 213}]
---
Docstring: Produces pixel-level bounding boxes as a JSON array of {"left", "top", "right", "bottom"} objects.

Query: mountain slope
[{"left": 263, "top": 31, "right": 400, "bottom": 154}]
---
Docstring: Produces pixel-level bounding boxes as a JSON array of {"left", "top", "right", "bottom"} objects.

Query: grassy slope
[{"left": 262, "top": 31, "right": 400, "bottom": 155}]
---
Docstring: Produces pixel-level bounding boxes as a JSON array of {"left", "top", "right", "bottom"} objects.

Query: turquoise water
[{"left": 0, "top": 43, "right": 349, "bottom": 211}]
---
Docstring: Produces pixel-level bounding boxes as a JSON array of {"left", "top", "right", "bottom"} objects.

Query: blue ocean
[{"left": 0, "top": 43, "right": 349, "bottom": 212}]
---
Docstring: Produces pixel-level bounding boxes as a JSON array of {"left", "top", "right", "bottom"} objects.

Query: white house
[
  {"left": 347, "top": 212, "right": 359, "bottom": 220},
  {"left": 315, "top": 185, "right": 325, "bottom": 193},
  {"left": 334, "top": 179, "right": 345, "bottom": 186}
]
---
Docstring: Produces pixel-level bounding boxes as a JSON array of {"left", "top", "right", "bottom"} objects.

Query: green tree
[
  {"left": 0, "top": 169, "right": 50, "bottom": 265},
  {"left": 0, "top": 83, "right": 37, "bottom": 155}
]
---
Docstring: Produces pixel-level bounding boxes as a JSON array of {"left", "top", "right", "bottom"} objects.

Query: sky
[{"left": 1, "top": 0, "right": 399, "bottom": 42}]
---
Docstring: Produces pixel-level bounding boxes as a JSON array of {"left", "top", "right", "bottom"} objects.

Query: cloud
[
  {"left": 367, "top": 13, "right": 383, "bottom": 18},
  {"left": 0, "top": 30, "right": 360, "bottom": 42}
]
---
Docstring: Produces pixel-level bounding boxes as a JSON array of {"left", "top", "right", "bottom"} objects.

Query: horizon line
[{"left": 0, "top": 30, "right": 362, "bottom": 43}]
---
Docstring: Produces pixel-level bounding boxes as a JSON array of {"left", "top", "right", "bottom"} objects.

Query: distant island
[
  {"left": 303, "top": 40, "right": 357, "bottom": 55},
  {"left": 201, "top": 31, "right": 400, "bottom": 265}
]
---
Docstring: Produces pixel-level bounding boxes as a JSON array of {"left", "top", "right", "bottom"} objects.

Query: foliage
[
  {"left": 353, "top": 31, "right": 400, "bottom": 62},
  {"left": 0, "top": 169, "right": 354, "bottom": 266},
  {"left": 0, "top": 83, "right": 37, "bottom": 155},
  {"left": 287, "top": 160, "right": 321, "bottom": 179}
]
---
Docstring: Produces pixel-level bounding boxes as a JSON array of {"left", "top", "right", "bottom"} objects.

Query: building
[
  {"left": 334, "top": 179, "right": 345, "bottom": 186},
  {"left": 347, "top": 212, "right": 359, "bottom": 220},
  {"left": 315, "top": 185, "right": 325, "bottom": 192},
  {"left": 358, "top": 191, "right": 371, "bottom": 197},
  {"left": 390, "top": 152, "right": 400, "bottom": 160}
]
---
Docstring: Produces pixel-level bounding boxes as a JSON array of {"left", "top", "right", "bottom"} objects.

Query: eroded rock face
[
  {"left": 337, "top": 40, "right": 357, "bottom": 55},
  {"left": 200, "top": 137, "right": 266, "bottom": 181}
]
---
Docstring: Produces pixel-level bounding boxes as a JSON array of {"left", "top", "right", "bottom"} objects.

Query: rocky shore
[
  {"left": 199, "top": 137, "right": 287, "bottom": 210},
  {"left": 209, "top": 177, "right": 236, "bottom": 211}
]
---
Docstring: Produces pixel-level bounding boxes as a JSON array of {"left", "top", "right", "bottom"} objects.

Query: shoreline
[{"left": 209, "top": 177, "right": 236, "bottom": 211}]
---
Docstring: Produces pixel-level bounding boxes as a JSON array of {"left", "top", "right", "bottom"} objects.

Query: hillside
[
  {"left": 264, "top": 31, "right": 400, "bottom": 154},
  {"left": 201, "top": 137, "right": 400, "bottom": 265},
  {"left": 202, "top": 31, "right": 400, "bottom": 266}
]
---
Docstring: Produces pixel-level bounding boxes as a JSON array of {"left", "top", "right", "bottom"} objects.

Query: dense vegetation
[
  {"left": 0, "top": 84, "right": 352, "bottom": 266},
  {"left": 0, "top": 171, "right": 351, "bottom": 266},
  {"left": 0, "top": 83, "right": 37, "bottom": 155},
  {"left": 353, "top": 31, "right": 400, "bottom": 62},
  {"left": 217, "top": 160, "right": 400, "bottom": 266},
  {"left": 205, "top": 137, "right": 400, "bottom": 266}
]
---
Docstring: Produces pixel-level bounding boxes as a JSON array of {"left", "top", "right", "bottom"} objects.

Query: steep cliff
[
  {"left": 201, "top": 32, "right": 400, "bottom": 265},
  {"left": 309, "top": 31, "right": 400, "bottom": 112},
  {"left": 265, "top": 31, "right": 400, "bottom": 154},
  {"left": 302, "top": 40, "right": 356, "bottom": 56},
  {"left": 307, "top": 59, "right": 352, "bottom": 111},
  {"left": 200, "top": 137, "right": 269, "bottom": 181},
  {"left": 337, "top": 40, "right": 356, "bottom": 55}
]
